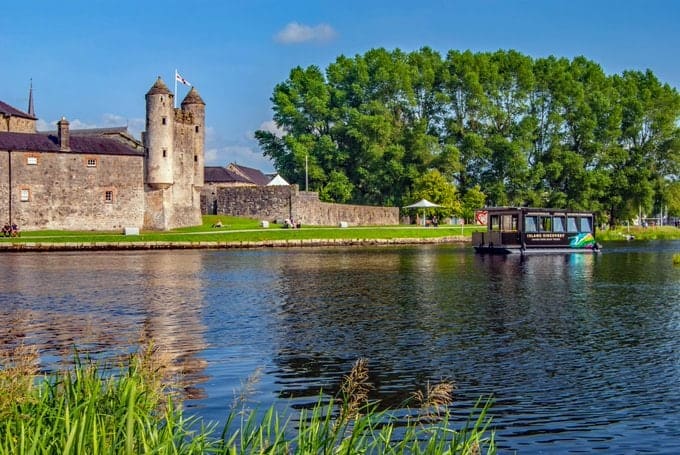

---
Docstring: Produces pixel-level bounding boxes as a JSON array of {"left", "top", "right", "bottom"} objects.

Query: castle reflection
[{"left": 0, "top": 251, "right": 208, "bottom": 399}]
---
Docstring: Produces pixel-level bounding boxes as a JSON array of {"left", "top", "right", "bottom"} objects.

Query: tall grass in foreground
[{"left": 0, "top": 347, "right": 495, "bottom": 454}]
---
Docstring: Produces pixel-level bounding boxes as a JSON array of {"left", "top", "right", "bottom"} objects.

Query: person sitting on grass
[
  {"left": 10, "top": 223, "right": 20, "bottom": 237},
  {"left": 212, "top": 219, "right": 223, "bottom": 228}
]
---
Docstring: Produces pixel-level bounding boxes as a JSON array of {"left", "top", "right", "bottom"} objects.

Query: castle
[{"left": 0, "top": 77, "right": 205, "bottom": 231}]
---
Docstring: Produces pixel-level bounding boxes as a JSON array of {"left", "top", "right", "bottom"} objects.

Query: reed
[{"left": 0, "top": 346, "right": 495, "bottom": 454}]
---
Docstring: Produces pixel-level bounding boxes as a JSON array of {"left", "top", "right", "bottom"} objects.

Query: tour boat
[{"left": 472, "top": 207, "right": 600, "bottom": 255}]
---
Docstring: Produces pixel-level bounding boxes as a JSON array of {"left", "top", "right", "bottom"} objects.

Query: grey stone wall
[
  {"left": 0, "top": 152, "right": 8, "bottom": 224},
  {"left": 215, "top": 185, "right": 296, "bottom": 221},
  {"left": 6, "top": 151, "right": 145, "bottom": 230},
  {"left": 1, "top": 117, "right": 35, "bottom": 133},
  {"left": 295, "top": 196, "right": 399, "bottom": 226},
  {"left": 211, "top": 185, "right": 399, "bottom": 226}
]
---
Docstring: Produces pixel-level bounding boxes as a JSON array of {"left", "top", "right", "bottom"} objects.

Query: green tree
[
  {"left": 319, "top": 171, "right": 354, "bottom": 203},
  {"left": 411, "top": 169, "right": 460, "bottom": 218},
  {"left": 461, "top": 185, "right": 487, "bottom": 223},
  {"left": 665, "top": 181, "right": 680, "bottom": 217},
  {"left": 256, "top": 48, "right": 680, "bottom": 222}
]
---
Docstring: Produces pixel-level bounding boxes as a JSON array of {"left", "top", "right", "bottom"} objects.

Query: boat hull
[{"left": 474, "top": 245, "right": 600, "bottom": 255}]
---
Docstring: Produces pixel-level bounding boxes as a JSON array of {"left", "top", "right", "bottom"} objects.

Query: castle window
[
  {"left": 194, "top": 155, "right": 198, "bottom": 162},
  {"left": 162, "top": 117, "right": 167, "bottom": 125},
  {"left": 162, "top": 149, "right": 167, "bottom": 158},
  {"left": 105, "top": 191, "right": 113, "bottom": 203},
  {"left": 87, "top": 158, "right": 97, "bottom": 167},
  {"left": 20, "top": 188, "right": 30, "bottom": 202},
  {"left": 27, "top": 156, "right": 38, "bottom": 165},
  {"left": 195, "top": 125, "right": 199, "bottom": 133}
]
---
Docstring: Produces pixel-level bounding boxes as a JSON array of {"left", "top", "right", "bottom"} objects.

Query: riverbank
[
  {"left": 3, "top": 215, "right": 677, "bottom": 251},
  {"left": 0, "top": 215, "right": 473, "bottom": 251},
  {"left": 0, "top": 235, "right": 468, "bottom": 251}
]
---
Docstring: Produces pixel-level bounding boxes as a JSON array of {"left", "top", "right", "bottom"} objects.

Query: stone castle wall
[
  {"left": 167, "top": 112, "right": 202, "bottom": 229},
  {"left": 209, "top": 185, "right": 399, "bottom": 226},
  {"left": 213, "top": 185, "right": 295, "bottom": 221},
  {"left": 4, "top": 150, "right": 145, "bottom": 230},
  {"left": 0, "top": 152, "right": 8, "bottom": 224},
  {"left": 0, "top": 117, "right": 35, "bottom": 133},
  {"left": 1, "top": 77, "right": 204, "bottom": 232},
  {"left": 295, "top": 194, "right": 399, "bottom": 226}
]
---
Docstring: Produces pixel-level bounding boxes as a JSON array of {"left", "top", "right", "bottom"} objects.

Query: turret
[
  {"left": 144, "top": 77, "right": 174, "bottom": 188},
  {"left": 181, "top": 87, "right": 206, "bottom": 187}
]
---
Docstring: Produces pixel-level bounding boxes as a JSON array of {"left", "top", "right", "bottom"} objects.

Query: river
[{"left": 1, "top": 242, "right": 679, "bottom": 453}]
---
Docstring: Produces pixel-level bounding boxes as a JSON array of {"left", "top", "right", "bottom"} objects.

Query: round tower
[
  {"left": 145, "top": 77, "right": 174, "bottom": 188},
  {"left": 181, "top": 87, "right": 206, "bottom": 187}
]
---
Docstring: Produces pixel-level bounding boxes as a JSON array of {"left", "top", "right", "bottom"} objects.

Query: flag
[{"left": 175, "top": 70, "right": 191, "bottom": 86}]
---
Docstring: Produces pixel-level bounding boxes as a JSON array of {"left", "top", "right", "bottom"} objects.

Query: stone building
[
  {"left": 0, "top": 77, "right": 205, "bottom": 231},
  {"left": 201, "top": 162, "right": 273, "bottom": 214}
]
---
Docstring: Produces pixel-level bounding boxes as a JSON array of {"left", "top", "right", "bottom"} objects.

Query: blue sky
[{"left": 2, "top": 0, "right": 679, "bottom": 172}]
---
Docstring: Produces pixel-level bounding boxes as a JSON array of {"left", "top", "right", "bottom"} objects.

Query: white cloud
[
  {"left": 275, "top": 22, "right": 337, "bottom": 44},
  {"left": 256, "top": 120, "right": 286, "bottom": 138},
  {"left": 36, "top": 114, "right": 145, "bottom": 140},
  {"left": 204, "top": 147, "right": 219, "bottom": 164},
  {"left": 204, "top": 144, "right": 273, "bottom": 172}
]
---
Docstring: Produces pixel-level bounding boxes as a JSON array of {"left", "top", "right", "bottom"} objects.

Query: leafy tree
[
  {"left": 320, "top": 171, "right": 354, "bottom": 203},
  {"left": 411, "top": 169, "right": 460, "bottom": 218},
  {"left": 665, "top": 181, "right": 680, "bottom": 217},
  {"left": 461, "top": 185, "right": 487, "bottom": 223},
  {"left": 256, "top": 48, "right": 680, "bottom": 226}
]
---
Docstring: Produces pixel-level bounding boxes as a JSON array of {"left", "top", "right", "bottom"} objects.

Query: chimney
[{"left": 57, "top": 117, "right": 70, "bottom": 150}]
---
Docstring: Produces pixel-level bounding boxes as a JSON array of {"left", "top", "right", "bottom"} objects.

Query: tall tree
[{"left": 256, "top": 48, "right": 680, "bottom": 225}]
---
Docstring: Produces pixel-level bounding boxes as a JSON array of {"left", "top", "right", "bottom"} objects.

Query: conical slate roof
[
  {"left": 181, "top": 87, "right": 205, "bottom": 106},
  {"left": 146, "top": 77, "right": 171, "bottom": 96}
]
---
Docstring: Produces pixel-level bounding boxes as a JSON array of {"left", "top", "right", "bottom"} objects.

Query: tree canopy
[{"left": 255, "top": 48, "right": 680, "bottom": 224}]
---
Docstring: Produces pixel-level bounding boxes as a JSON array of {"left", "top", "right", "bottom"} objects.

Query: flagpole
[{"left": 174, "top": 69, "right": 178, "bottom": 108}]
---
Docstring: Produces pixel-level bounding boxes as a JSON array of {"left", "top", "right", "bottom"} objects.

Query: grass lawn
[
  {"left": 0, "top": 215, "right": 481, "bottom": 245},
  {"left": 597, "top": 225, "right": 680, "bottom": 241}
]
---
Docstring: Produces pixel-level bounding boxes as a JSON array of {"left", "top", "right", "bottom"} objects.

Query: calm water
[{"left": 1, "top": 242, "right": 679, "bottom": 453}]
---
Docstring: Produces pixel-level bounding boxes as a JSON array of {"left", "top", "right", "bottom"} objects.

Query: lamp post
[{"left": 305, "top": 154, "right": 308, "bottom": 192}]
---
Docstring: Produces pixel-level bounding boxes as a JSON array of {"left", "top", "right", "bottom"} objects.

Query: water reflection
[
  {"left": 1, "top": 244, "right": 680, "bottom": 453},
  {"left": 0, "top": 251, "right": 208, "bottom": 398}
]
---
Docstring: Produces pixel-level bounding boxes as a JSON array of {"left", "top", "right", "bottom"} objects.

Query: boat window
[
  {"left": 540, "top": 216, "right": 552, "bottom": 232},
  {"left": 579, "top": 217, "right": 593, "bottom": 232},
  {"left": 502, "top": 215, "right": 517, "bottom": 231},
  {"left": 553, "top": 216, "right": 566, "bottom": 232},
  {"left": 490, "top": 215, "right": 500, "bottom": 231},
  {"left": 567, "top": 216, "right": 578, "bottom": 232},
  {"left": 525, "top": 216, "right": 538, "bottom": 232}
]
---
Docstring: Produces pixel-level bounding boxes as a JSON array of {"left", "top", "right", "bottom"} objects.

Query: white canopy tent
[
  {"left": 403, "top": 199, "right": 441, "bottom": 226},
  {"left": 403, "top": 199, "right": 441, "bottom": 209}
]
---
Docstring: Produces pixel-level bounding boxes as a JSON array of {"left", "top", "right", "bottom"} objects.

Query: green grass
[
  {"left": 1, "top": 215, "right": 481, "bottom": 245},
  {"left": 0, "top": 346, "right": 496, "bottom": 454},
  {"left": 673, "top": 253, "right": 680, "bottom": 265},
  {"left": 597, "top": 225, "right": 680, "bottom": 242}
]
